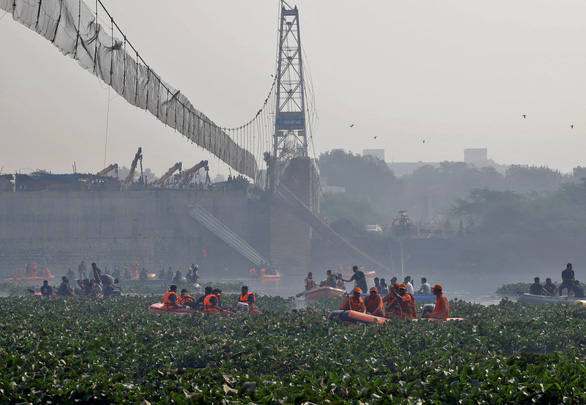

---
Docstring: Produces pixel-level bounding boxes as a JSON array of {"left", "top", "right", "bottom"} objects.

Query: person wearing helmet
[
  {"left": 386, "top": 284, "right": 417, "bottom": 320},
  {"left": 364, "top": 287, "right": 384, "bottom": 317},
  {"left": 422, "top": 284, "right": 450, "bottom": 319},
  {"left": 339, "top": 287, "right": 366, "bottom": 313}
]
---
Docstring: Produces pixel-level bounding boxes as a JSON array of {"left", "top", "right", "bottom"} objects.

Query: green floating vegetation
[
  {"left": 0, "top": 295, "right": 584, "bottom": 403},
  {"left": 496, "top": 283, "right": 532, "bottom": 296}
]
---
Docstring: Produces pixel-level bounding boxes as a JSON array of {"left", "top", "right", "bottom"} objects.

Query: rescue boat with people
[
  {"left": 148, "top": 302, "right": 261, "bottom": 314},
  {"left": 303, "top": 286, "right": 347, "bottom": 301},
  {"left": 329, "top": 310, "right": 464, "bottom": 324},
  {"left": 359, "top": 292, "right": 436, "bottom": 303},
  {"left": 517, "top": 293, "right": 586, "bottom": 305},
  {"left": 4, "top": 275, "right": 55, "bottom": 285}
]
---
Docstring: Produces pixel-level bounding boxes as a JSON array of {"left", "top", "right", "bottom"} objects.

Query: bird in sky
[
  {"left": 374, "top": 136, "right": 377, "bottom": 139},
  {"left": 571, "top": 125, "right": 574, "bottom": 129},
  {"left": 522, "top": 115, "right": 526, "bottom": 119},
  {"left": 423, "top": 140, "right": 426, "bottom": 143},
  {"left": 350, "top": 124, "right": 354, "bottom": 127}
]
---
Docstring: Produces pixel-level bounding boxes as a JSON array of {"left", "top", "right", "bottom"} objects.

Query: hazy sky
[{"left": 1, "top": 0, "right": 586, "bottom": 178}]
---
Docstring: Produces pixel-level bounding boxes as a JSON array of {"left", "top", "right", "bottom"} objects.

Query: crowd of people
[
  {"left": 339, "top": 283, "right": 449, "bottom": 320},
  {"left": 304, "top": 265, "right": 449, "bottom": 319},
  {"left": 40, "top": 262, "right": 121, "bottom": 298},
  {"left": 162, "top": 285, "right": 256, "bottom": 313},
  {"left": 529, "top": 263, "right": 584, "bottom": 298}
]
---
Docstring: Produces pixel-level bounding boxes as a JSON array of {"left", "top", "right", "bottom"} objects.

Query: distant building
[
  {"left": 388, "top": 149, "right": 509, "bottom": 177},
  {"left": 363, "top": 149, "right": 385, "bottom": 161}
]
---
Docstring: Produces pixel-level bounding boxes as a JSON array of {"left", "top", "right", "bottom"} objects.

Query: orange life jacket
[
  {"left": 238, "top": 292, "right": 255, "bottom": 309},
  {"left": 387, "top": 293, "right": 417, "bottom": 319},
  {"left": 326, "top": 274, "right": 334, "bottom": 286},
  {"left": 178, "top": 292, "right": 194, "bottom": 306},
  {"left": 203, "top": 294, "right": 220, "bottom": 312},
  {"left": 364, "top": 294, "right": 383, "bottom": 313},
  {"left": 427, "top": 293, "right": 449, "bottom": 319},
  {"left": 340, "top": 295, "right": 366, "bottom": 312},
  {"left": 305, "top": 277, "right": 317, "bottom": 290},
  {"left": 163, "top": 291, "right": 178, "bottom": 308}
]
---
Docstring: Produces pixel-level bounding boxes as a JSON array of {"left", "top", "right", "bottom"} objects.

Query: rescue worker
[
  {"left": 529, "top": 277, "right": 548, "bottom": 296},
  {"left": 305, "top": 272, "right": 317, "bottom": 290},
  {"left": 340, "top": 265, "right": 367, "bottom": 293},
  {"left": 339, "top": 287, "right": 366, "bottom": 313},
  {"left": 57, "top": 277, "right": 74, "bottom": 297},
  {"left": 379, "top": 278, "right": 389, "bottom": 294},
  {"left": 203, "top": 289, "right": 223, "bottom": 312},
  {"left": 382, "top": 283, "right": 401, "bottom": 316},
  {"left": 544, "top": 278, "right": 558, "bottom": 296},
  {"left": 178, "top": 288, "right": 197, "bottom": 308},
  {"left": 40, "top": 280, "right": 53, "bottom": 296},
  {"left": 559, "top": 263, "right": 575, "bottom": 296},
  {"left": 422, "top": 284, "right": 450, "bottom": 319},
  {"left": 233, "top": 285, "right": 256, "bottom": 311},
  {"left": 91, "top": 263, "right": 102, "bottom": 284},
  {"left": 195, "top": 286, "right": 214, "bottom": 310},
  {"left": 163, "top": 285, "right": 181, "bottom": 309},
  {"left": 364, "top": 287, "right": 384, "bottom": 317},
  {"left": 386, "top": 284, "right": 417, "bottom": 320},
  {"left": 212, "top": 288, "right": 223, "bottom": 308},
  {"left": 322, "top": 269, "right": 336, "bottom": 287}
]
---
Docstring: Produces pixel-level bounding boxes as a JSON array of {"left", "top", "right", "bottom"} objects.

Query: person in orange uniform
[
  {"left": 382, "top": 283, "right": 400, "bottom": 316},
  {"left": 386, "top": 284, "right": 417, "bottom": 319},
  {"left": 339, "top": 287, "right": 366, "bottom": 313},
  {"left": 203, "top": 290, "right": 222, "bottom": 312},
  {"left": 163, "top": 285, "right": 181, "bottom": 309},
  {"left": 178, "top": 288, "right": 197, "bottom": 309},
  {"left": 233, "top": 285, "right": 256, "bottom": 311},
  {"left": 305, "top": 272, "right": 317, "bottom": 290},
  {"left": 364, "top": 287, "right": 384, "bottom": 317},
  {"left": 423, "top": 284, "right": 449, "bottom": 319}
]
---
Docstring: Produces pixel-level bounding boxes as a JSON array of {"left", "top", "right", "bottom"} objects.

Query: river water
[{"left": 217, "top": 270, "right": 522, "bottom": 306}]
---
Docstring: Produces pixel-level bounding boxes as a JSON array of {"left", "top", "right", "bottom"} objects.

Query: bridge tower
[
  {"left": 268, "top": 2, "right": 320, "bottom": 274},
  {"left": 273, "top": 2, "right": 308, "bottom": 164}
]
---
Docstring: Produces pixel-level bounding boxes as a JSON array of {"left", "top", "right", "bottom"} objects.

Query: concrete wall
[
  {"left": 269, "top": 158, "right": 320, "bottom": 275},
  {"left": 0, "top": 190, "right": 261, "bottom": 277}
]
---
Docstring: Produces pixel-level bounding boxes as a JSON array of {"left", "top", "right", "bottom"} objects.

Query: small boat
[
  {"left": 359, "top": 292, "right": 436, "bottom": 303},
  {"left": 329, "top": 310, "right": 464, "bottom": 324},
  {"left": 517, "top": 293, "right": 585, "bottom": 304},
  {"left": 260, "top": 273, "right": 281, "bottom": 280},
  {"left": 149, "top": 303, "right": 260, "bottom": 314},
  {"left": 4, "top": 275, "right": 55, "bottom": 285},
  {"left": 30, "top": 291, "right": 105, "bottom": 298},
  {"left": 303, "top": 286, "right": 347, "bottom": 301},
  {"left": 329, "top": 310, "right": 390, "bottom": 324}
]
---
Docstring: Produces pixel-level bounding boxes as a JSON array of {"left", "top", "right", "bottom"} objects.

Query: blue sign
[{"left": 276, "top": 118, "right": 305, "bottom": 129}]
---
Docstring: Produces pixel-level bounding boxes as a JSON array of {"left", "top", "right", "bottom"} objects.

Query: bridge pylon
[{"left": 273, "top": 2, "right": 308, "bottom": 167}]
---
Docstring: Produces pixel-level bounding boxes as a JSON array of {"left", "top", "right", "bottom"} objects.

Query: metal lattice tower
[{"left": 273, "top": 2, "right": 307, "bottom": 163}]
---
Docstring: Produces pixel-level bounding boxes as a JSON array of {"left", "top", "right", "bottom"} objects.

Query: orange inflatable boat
[
  {"left": 149, "top": 303, "right": 261, "bottom": 314},
  {"left": 329, "top": 310, "right": 464, "bottom": 324}
]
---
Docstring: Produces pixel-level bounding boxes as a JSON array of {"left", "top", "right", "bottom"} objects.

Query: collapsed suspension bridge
[{"left": 0, "top": 0, "right": 318, "bottom": 183}]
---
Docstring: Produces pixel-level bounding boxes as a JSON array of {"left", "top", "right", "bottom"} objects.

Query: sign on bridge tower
[{"left": 273, "top": 2, "right": 308, "bottom": 162}]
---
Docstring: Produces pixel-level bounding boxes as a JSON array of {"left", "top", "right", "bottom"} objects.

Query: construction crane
[
  {"left": 97, "top": 163, "right": 118, "bottom": 177},
  {"left": 125, "top": 147, "right": 143, "bottom": 188},
  {"left": 183, "top": 160, "right": 210, "bottom": 186},
  {"left": 154, "top": 162, "right": 182, "bottom": 186}
]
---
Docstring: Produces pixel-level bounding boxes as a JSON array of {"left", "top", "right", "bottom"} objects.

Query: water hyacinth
[{"left": 0, "top": 295, "right": 584, "bottom": 403}]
